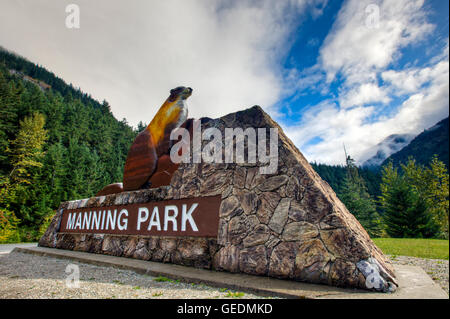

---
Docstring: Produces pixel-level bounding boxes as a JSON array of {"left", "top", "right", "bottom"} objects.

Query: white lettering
[
  {"left": 65, "top": 4, "right": 80, "bottom": 29},
  {"left": 82, "top": 212, "right": 91, "bottom": 229},
  {"left": 105, "top": 209, "right": 117, "bottom": 230},
  {"left": 170, "top": 127, "right": 191, "bottom": 164},
  {"left": 66, "top": 212, "right": 76, "bottom": 229},
  {"left": 117, "top": 209, "right": 128, "bottom": 230},
  {"left": 224, "top": 127, "right": 257, "bottom": 164},
  {"left": 164, "top": 205, "right": 178, "bottom": 231},
  {"left": 202, "top": 128, "right": 223, "bottom": 163},
  {"left": 365, "top": 4, "right": 380, "bottom": 29},
  {"left": 137, "top": 207, "right": 149, "bottom": 231},
  {"left": 147, "top": 206, "right": 161, "bottom": 231},
  {"left": 65, "top": 264, "right": 80, "bottom": 288},
  {"left": 181, "top": 203, "right": 198, "bottom": 232},
  {"left": 75, "top": 213, "right": 82, "bottom": 230},
  {"left": 92, "top": 210, "right": 101, "bottom": 230},
  {"left": 221, "top": 303, "right": 272, "bottom": 314},
  {"left": 258, "top": 128, "right": 278, "bottom": 174},
  {"left": 169, "top": 119, "right": 279, "bottom": 174},
  {"left": 192, "top": 119, "right": 202, "bottom": 163},
  {"left": 101, "top": 209, "right": 106, "bottom": 230}
]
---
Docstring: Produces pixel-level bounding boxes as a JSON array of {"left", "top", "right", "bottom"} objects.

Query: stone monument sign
[{"left": 39, "top": 87, "right": 397, "bottom": 292}]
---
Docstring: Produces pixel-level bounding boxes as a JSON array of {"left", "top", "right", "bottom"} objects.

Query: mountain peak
[
  {"left": 361, "top": 133, "right": 415, "bottom": 168},
  {"left": 381, "top": 117, "right": 449, "bottom": 169}
]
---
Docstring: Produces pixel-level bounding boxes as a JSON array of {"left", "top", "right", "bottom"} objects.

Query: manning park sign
[{"left": 59, "top": 196, "right": 221, "bottom": 238}]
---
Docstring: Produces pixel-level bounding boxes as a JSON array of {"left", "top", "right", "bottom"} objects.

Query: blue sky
[
  {"left": 0, "top": 0, "right": 448, "bottom": 165},
  {"left": 274, "top": 0, "right": 449, "bottom": 164},
  {"left": 277, "top": 0, "right": 345, "bottom": 126}
]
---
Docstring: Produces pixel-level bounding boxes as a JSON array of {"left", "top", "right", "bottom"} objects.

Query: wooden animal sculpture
[{"left": 96, "top": 86, "right": 192, "bottom": 196}]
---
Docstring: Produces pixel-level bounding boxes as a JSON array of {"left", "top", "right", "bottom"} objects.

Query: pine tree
[
  {"left": 401, "top": 156, "right": 449, "bottom": 238},
  {"left": 39, "top": 141, "right": 68, "bottom": 207},
  {"left": 379, "top": 161, "right": 440, "bottom": 238},
  {"left": 0, "top": 71, "right": 18, "bottom": 173},
  {"left": 136, "top": 121, "right": 147, "bottom": 133},
  {"left": 383, "top": 178, "right": 411, "bottom": 237},
  {"left": 339, "top": 155, "right": 382, "bottom": 237}
]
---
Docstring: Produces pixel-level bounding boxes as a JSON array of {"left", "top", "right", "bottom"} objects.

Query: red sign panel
[{"left": 59, "top": 195, "right": 221, "bottom": 238}]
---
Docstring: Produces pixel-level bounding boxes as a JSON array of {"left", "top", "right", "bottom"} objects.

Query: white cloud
[
  {"left": 339, "top": 83, "right": 390, "bottom": 109},
  {"left": 284, "top": 55, "right": 449, "bottom": 165},
  {"left": 319, "top": 0, "right": 434, "bottom": 85},
  {"left": 285, "top": 103, "right": 379, "bottom": 165},
  {"left": 282, "top": 0, "right": 448, "bottom": 165},
  {"left": 285, "top": 67, "right": 448, "bottom": 165},
  {"left": 0, "top": 0, "right": 323, "bottom": 127},
  {"left": 382, "top": 59, "right": 449, "bottom": 95}
]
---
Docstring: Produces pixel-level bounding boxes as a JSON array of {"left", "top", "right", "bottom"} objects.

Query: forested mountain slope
[
  {"left": 0, "top": 47, "right": 137, "bottom": 238},
  {"left": 382, "top": 117, "right": 449, "bottom": 169}
]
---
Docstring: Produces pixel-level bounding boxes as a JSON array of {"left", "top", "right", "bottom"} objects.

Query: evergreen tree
[
  {"left": 401, "top": 156, "right": 449, "bottom": 238},
  {"left": 0, "top": 71, "right": 18, "bottom": 173},
  {"left": 379, "top": 161, "right": 440, "bottom": 238},
  {"left": 136, "top": 121, "right": 147, "bottom": 133},
  {"left": 339, "top": 155, "right": 382, "bottom": 237},
  {"left": 311, "top": 162, "right": 382, "bottom": 200},
  {"left": 39, "top": 141, "right": 68, "bottom": 208}
]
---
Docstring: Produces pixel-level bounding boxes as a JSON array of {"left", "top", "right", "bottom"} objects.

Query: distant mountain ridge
[
  {"left": 362, "top": 133, "right": 415, "bottom": 168},
  {"left": 0, "top": 46, "right": 103, "bottom": 109},
  {"left": 382, "top": 117, "right": 449, "bottom": 169}
]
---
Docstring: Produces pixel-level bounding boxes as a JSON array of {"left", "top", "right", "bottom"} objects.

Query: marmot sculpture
[{"left": 96, "top": 86, "right": 192, "bottom": 196}]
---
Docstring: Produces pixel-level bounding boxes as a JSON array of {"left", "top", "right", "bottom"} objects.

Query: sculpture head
[{"left": 168, "top": 86, "right": 192, "bottom": 102}]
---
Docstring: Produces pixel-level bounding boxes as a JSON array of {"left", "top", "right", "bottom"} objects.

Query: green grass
[
  {"left": 153, "top": 276, "right": 172, "bottom": 282},
  {"left": 373, "top": 238, "right": 449, "bottom": 260},
  {"left": 153, "top": 276, "right": 180, "bottom": 284},
  {"left": 225, "top": 291, "right": 245, "bottom": 298}
]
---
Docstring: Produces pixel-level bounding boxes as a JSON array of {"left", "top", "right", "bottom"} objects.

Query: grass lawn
[{"left": 372, "top": 238, "right": 449, "bottom": 260}]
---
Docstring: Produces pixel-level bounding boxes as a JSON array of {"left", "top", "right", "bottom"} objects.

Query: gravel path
[
  {"left": 0, "top": 251, "right": 448, "bottom": 298},
  {"left": 0, "top": 251, "right": 271, "bottom": 299},
  {"left": 387, "top": 255, "right": 449, "bottom": 296},
  {"left": 0, "top": 243, "right": 37, "bottom": 254}
]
